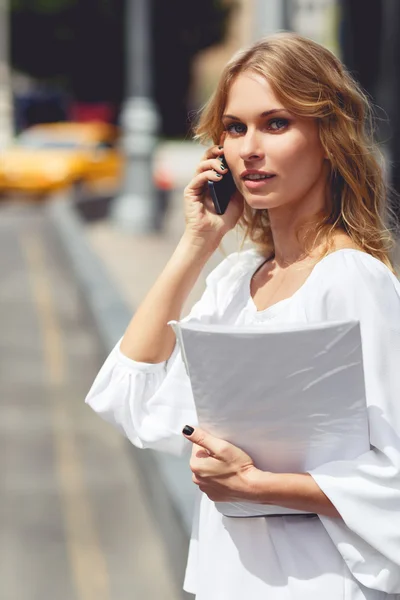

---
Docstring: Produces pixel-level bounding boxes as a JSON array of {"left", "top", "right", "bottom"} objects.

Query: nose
[{"left": 239, "top": 129, "right": 265, "bottom": 162}]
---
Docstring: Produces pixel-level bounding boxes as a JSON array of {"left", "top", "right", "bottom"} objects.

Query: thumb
[{"left": 182, "top": 425, "right": 222, "bottom": 457}]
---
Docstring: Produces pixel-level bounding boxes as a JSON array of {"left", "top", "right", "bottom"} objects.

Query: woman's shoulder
[
  {"left": 308, "top": 248, "right": 400, "bottom": 328},
  {"left": 313, "top": 248, "right": 397, "bottom": 287}
]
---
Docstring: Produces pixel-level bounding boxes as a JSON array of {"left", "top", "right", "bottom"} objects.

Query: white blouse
[{"left": 85, "top": 248, "right": 400, "bottom": 600}]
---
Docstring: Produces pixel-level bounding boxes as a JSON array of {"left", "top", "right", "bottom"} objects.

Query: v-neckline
[{"left": 246, "top": 248, "right": 367, "bottom": 315}]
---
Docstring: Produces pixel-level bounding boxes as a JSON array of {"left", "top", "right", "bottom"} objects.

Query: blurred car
[{"left": 0, "top": 121, "right": 123, "bottom": 198}]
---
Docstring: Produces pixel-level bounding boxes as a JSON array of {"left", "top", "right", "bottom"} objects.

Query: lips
[
  {"left": 244, "top": 174, "right": 275, "bottom": 181},
  {"left": 240, "top": 170, "right": 276, "bottom": 180},
  {"left": 242, "top": 171, "right": 277, "bottom": 190}
]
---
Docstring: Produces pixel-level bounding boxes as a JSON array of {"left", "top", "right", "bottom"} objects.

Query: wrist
[
  {"left": 165, "top": 233, "right": 218, "bottom": 285},
  {"left": 243, "top": 467, "right": 277, "bottom": 504},
  {"left": 179, "top": 230, "right": 222, "bottom": 257}
]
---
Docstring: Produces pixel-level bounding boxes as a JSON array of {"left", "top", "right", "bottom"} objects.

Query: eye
[
  {"left": 268, "top": 118, "right": 289, "bottom": 131},
  {"left": 224, "top": 122, "right": 247, "bottom": 135}
]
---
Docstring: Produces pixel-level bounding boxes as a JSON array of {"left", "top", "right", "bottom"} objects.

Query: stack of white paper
[{"left": 169, "top": 319, "right": 370, "bottom": 518}]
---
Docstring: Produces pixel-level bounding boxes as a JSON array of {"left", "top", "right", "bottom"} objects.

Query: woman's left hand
[
  {"left": 183, "top": 425, "right": 260, "bottom": 502},
  {"left": 183, "top": 426, "right": 341, "bottom": 517}
]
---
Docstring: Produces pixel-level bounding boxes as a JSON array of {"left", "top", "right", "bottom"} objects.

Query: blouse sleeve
[
  {"left": 306, "top": 252, "right": 400, "bottom": 593},
  {"left": 85, "top": 251, "right": 246, "bottom": 456}
]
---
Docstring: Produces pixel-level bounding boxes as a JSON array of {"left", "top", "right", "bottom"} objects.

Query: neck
[{"left": 268, "top": 175, "right": 330, "bottom": 267}]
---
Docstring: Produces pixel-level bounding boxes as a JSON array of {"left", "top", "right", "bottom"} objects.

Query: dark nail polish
[
  {"left": 218, "top": 146, "right": 223, "bottom": 150},
  {"left": 183, "top": 425, "right": 194, "bottom": 436},
  {"left": 216, "top": 173, "right": 222, "bottom": 177},
  {"left": 220, "top": 158, "right": 226, "bottom": 170}
]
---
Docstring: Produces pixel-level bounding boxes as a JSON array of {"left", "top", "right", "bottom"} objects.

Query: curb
[{"left": 47, "top": 194, "right": 194, "bottom": 598}]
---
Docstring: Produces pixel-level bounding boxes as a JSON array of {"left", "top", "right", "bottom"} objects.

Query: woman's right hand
[{"left": 183, "top": 145, "right": 243, "bottom": 246}]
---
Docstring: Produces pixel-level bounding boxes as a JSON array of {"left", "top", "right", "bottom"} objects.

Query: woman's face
[{"left": 222, "top": 72, "right": 328, "bottom": 212}]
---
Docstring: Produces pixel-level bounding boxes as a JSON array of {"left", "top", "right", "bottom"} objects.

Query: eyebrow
[{"left": 222, "top": 108, "right": 290, "bottom": 120}]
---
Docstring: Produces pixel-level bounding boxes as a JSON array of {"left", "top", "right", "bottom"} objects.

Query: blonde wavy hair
[{"left": 194, "top": 32, "right": 396, "bottom": 272}]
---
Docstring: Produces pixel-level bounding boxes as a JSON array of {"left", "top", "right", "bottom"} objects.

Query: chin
[{"left": 244, "top": 194, "right": 278, "bottom": 211}]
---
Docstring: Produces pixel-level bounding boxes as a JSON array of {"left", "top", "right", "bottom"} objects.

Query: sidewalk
[{"left": 0, "top": 202, "right": 183, "bottom": 600}]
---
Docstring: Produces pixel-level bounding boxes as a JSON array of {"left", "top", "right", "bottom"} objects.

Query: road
[{"left": 0, "top": 201, "right": 183, "bottom": 600}]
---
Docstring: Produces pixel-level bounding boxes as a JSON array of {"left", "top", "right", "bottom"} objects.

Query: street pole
[
  {"left": 111, "top": 0, "right": 160, "bottom": 233},
  {"left": 0, "top": 0, "right": 13, "bottom": 150}
]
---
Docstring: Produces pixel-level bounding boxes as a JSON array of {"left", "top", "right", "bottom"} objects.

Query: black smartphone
[{"left": 207, "top": 160, "right": 237, "bottom": 215}]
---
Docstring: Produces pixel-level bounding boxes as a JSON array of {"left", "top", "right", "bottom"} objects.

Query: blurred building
[
  {"left": 191, "top": 0, "right": 340, "bottom": 107},
  {"left": 0, "top": 0, "right": 13, "bottom": 147},
  {"left": 290, "top": 0, "right": 340, "bottom": 55},
  {"left": 191, "top": 0, "right": 253, "bottom": 106},
  {"left": 339, "top": 0, "right": 400, "bottom": 223}
]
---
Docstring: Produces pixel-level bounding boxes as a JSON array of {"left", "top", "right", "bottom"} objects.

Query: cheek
[
  {"left": 274, "top": 133, "right": 324, "bottom": 176},
  {"left": 222, "top": 142, "right": 236, "bottom": 168},
  {"left": 222, "top": 144, "right": 242, "bottom": 186}
]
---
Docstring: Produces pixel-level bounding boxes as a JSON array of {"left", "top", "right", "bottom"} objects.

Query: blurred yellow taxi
[{"left": 0, "top": 121, "right": 123, "bottom": 198}]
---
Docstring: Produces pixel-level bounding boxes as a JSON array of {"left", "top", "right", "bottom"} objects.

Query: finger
[
  {"left": 188, "top": 169, "right": 225, "bottom": 197},
  {"left": 202, "top": 145, "right": 224, "bottom": 161},
  {"left": 194, "top": 444, "right": 211, "bottom": 458},
  {"left": 182, "top": 425, "right": 223, "bottom": 457},
  {"left": 195, "top": 157, "right": 229, "bottom": 176}
]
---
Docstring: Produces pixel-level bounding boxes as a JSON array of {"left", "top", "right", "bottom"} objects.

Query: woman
[{"left": 85, "top": 33, "right": 400, "bottom": 599}]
